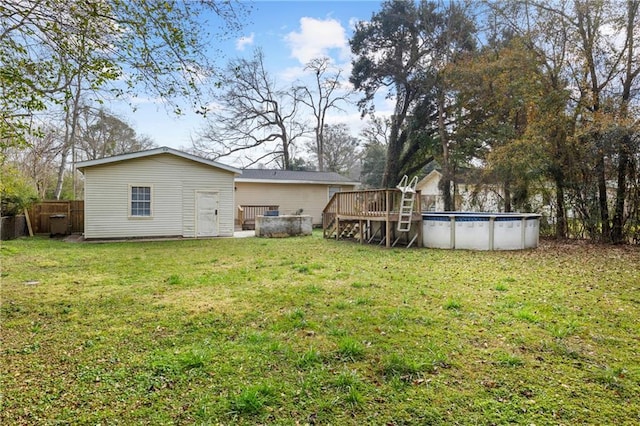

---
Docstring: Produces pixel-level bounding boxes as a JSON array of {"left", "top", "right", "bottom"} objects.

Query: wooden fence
[{"left": 27, "top": 200, "right": 84, "bottom": 235}]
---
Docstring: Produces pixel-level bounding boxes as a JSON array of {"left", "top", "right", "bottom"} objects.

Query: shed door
[{"left": 196, "top": 191, "right": 219, "bottom": 237}]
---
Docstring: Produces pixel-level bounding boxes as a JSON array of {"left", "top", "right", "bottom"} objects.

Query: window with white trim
[{"left": 130, "top": 186, "right": 151, "bottom": 217}]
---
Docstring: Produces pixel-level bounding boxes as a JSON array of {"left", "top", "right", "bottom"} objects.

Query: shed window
[{"left": 131, "top": 186, "right": 151, "bottom": 216}]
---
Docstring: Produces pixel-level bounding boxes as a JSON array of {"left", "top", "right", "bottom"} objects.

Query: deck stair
[
  {"left": 324, "top": 218, "right": 361, "bottom": 240},
  {"left": 322, "top": 185, "right": 422, "bottom": 248},
  {"left": 340, "top": 222, "right": 360, "bottom": 239},
  {"left": 325, "top": 216, "right": 337, "bottom": 238}
]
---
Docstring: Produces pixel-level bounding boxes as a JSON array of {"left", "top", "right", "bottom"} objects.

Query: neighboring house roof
[
  {"left": 236, "top": 169, "right": 360, "bottom": 186},
  {"left": 416, "top": 170, "right": 442, "bottom": 194},
  {"left": 75, "top": 146, "right": 241, "bottom": 175},
  {"left": 420, "top": 161, "right": 502, "bottom": 185},
  {"left": 417, "top": 167, "right": 501, "bottom": 190}
]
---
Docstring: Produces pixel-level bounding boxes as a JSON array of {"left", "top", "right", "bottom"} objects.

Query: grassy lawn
[{"left": 1, "top": 233, "right": 639, "bottom": 425}]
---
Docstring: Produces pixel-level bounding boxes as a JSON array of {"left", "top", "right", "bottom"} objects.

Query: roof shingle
[{"left": 237, "top": 169, "right": 359, "bottom": 184}]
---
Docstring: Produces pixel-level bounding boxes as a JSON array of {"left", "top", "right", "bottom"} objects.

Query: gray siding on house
[{"left": 83, "top": 154, "right": 235, "bottom": 239}]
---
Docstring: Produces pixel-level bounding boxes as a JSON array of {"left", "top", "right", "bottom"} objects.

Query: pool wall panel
[
  {"left": 422, "top": 213, "right": 541, "bottom": 251},
  {"left": 455, "top": 219, "right": 491, "bottom": 250},
  {"left": 423, "top": 219, "right": 453, "bottom": 249}
]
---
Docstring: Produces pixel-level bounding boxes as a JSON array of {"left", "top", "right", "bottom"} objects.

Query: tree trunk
[
  {"left": 53, "top": 149, "right": 69, "bottom": 200},
  {"left": 504, "top": 181, "right": 512, "bottom": 213},
  {"left": 316, "top": 126, "right": 324, "bottom": 172},
  {"left": 54, "top": 67, "right": 83, "bottom": 200},
  {"left": 550, "top": 124, "right": 569, "bottom": 239},
  {"left": 595, "top": 151, "right": 611, "bottom": 242},
  {"left": 441, "top": 169, "right": 453, "bottom": 211},
  {"left": 554, "top": 176, "right": 567, "bottom": 239},
  {"left": 612, "top": 135, "right": 630, "bottom": 243},
  {"left": 382, "top": 119, "right": 402, "bottom": 188},
  {"left": 611, "top": 1, "right": 637, "bottom": 243},
  {"left": 282, "top": 137, "right": 291, "bottom": 170},
  {"left": 437, "top": 88, "right": 453, "bottom": 211}
]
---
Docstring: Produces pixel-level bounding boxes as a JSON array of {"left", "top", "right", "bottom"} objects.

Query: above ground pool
[{"left": 422, "top": 212, "right": 541, "bottom": 250}]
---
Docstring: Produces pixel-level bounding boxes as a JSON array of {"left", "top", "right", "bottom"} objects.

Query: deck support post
[
  {"left": 323, "top": 188, "right": 424, "bottom": 248},
  {"left": 416, "top": 191, "right": 422, "bottom": 248},
  {"left": 385, "top": 190, "right": 391, "bottom": 248}
]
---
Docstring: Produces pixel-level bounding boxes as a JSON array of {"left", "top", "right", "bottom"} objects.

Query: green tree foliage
[
  {"left": 486, "top": 0, "right": 640, "bottom": 242},
  {"left": 359, "top": 117, "right": 389, "bottom": 188},
  {"left": 0, "top": 162, "right": 38, "bottom": 215},
  {"left": 288, "top": 157, "right": 315, "bottom": 172},
  {"left": 350, "top": 0, "right": 476, "bottom": 191},
  {"left": 450, "top": 37, "right": 550, "bottom": 211},
  {"left": 360, "top": 141, "right": 387, "bottom": 188},
  {"left": 308, "top": 123, "right": 360, "bottom": 175},
  {"left": 0, "top": 0, "right": 246, "bottom": 148},
  {"left": 349, "top": 0, "right": 638, "bottom": 242},
  {"left": 3, "top": 128, "right": 62, "bottom": 199},
  {"left": 2, "top": 107, "right": 154, "bottom": 201},
  {"left": 76, "top": 108, "right": 155, "bottom": 161}
]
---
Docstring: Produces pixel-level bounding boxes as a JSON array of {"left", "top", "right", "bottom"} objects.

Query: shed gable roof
[
  {"left": 236, "top": 169, "right": 359, "bottom": 185},
  {"left": 75, "top": 146, "right": 241, "bottom": 175}
]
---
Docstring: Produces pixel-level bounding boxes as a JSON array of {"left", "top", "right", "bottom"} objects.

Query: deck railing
[
  {"left": 322, "top": 189, "right": 400, "bottom": 237},
  {"left": 323, "top": 189, "right": 402, "bottom": 217},
  {"left": 322, "top": 189, "right": 422, "bottom": 240},
  {"left": 238, "top": 205, "right": 279, "bottom": 230}
]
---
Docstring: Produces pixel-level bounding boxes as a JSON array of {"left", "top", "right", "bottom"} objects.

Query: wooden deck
[
  {"left": 237, "top": 205, "right": 279, "bottom": 230},
  {"left": 322, "top": 189, "right": 422, "bottom": 248}
]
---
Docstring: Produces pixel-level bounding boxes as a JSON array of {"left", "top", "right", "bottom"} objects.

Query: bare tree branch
[
  {"left": 193, "top": 48, "right": 310, "bottom": 169},
  {"left": 297, "top": 57, "right": 354, "bottom": 171}
]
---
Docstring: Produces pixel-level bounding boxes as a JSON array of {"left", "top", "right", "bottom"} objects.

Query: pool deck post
[
  {"left": 489, "top": 216, "right": 495, "bottom": 251},
  {"left": 449, "top": 215, "right": 456, "bottom": 249}
]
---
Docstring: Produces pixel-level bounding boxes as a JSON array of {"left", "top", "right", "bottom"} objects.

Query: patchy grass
[{"left": 1, "top": 235, "right": 639, "bottom": 425}]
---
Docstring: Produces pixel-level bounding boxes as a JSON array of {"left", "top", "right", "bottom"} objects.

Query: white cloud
[
  {"left": 285, "top": 17, "right": 350, "bottom": 65},
  {"left": 325, "top": 111, "right": 368, "bottom": 135},
  {"left": 236, "top": 33, "right": 255, "bottom": 51},
  {"left": 278, "top": 65, "right": 307, "bottom": 83},
  {"left": 201, "top": 100, "right": 226, "bottom": 114},
  {"left": 348, "top": 17, "right": 362, "bottom": 31},
  {"left": 122, "top": 94, "right": 165, "bottom": 106},
  {"left": 600, "top": 22, "right": 626, "bottom": 51}
]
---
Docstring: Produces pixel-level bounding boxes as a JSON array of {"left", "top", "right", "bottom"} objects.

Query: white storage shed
[{"left": 76, "top": 147, "right": 240, "bottom": 240}]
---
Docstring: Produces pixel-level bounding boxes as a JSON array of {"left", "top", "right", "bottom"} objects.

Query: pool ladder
[{"left": 394, "top": 175, "right": 419, "bottom": 247}]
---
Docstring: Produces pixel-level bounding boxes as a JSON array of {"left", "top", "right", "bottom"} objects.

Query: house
[
  {"left": 76, "top": 147, "right": 241, "bottom": 240},
  {"left": 235, "top": 169, "right": 360, "bottom": 226},
  {"left": 417, "top": 169, "right": 503, "bottom": 212}
]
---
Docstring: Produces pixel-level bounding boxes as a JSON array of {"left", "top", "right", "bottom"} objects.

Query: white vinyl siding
[
  {"left": 83, "top": 154, "right": 235, "bottom": 239},
  {"left": 235, "top": 182, "right": 356, "bottom": 226}
]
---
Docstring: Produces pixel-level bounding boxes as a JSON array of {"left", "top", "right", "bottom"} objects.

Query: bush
[{"left": 1, "top": 166, "right": 38, "bottom": 216}]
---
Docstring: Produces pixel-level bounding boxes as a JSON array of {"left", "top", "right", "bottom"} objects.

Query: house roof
[
  {"left": 416, "top": 170, "right": 442, "bottom": 191},
  {"left": 75, "top": 146, "right": 241, "bottom": 175},
  {"left": 236, "top": 169, "right": 360, "bottom": 186},
  {"left": 417, "top": 164, "right": 498, "bottom": 188}
]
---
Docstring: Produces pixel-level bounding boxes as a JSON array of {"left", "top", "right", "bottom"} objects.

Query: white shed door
[{"left": 196, "top": 191, "right": 219, "bottom": 237}]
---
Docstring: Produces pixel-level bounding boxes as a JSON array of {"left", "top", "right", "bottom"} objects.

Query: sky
[{"left": 111, "top": 0, "right": 386, "bottom": 165}]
